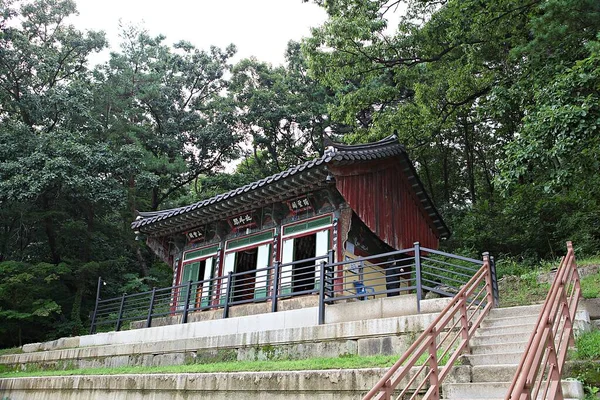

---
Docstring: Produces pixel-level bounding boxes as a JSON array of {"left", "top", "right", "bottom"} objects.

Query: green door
[{"left": 179, "top": 262, "right": 200, "bottom": 308}]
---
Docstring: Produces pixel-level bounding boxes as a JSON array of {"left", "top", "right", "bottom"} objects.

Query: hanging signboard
[
  {"left": 228, "top": 212, "right": 257, "bottom": 230},
  {"left": 186, "top": 228, "right": 204, "bottom": 242},
  {"left": 287, "top": 196, "right": 313, "bottom": 214}
]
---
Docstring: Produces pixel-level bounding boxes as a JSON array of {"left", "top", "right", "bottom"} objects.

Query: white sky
[{"left": 71, "top": 0, "right": 328, "bottom": 66}]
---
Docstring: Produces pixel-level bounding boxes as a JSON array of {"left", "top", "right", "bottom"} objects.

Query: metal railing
[
  {"left": 90, "top": 243, "right": 497, "bottom": 336},
  {"left": 90, "top": 252, "right": 332, "bottom": 333},
  {"left": 363, "top": 251, "right": 494, "bottom": 400},
  {"left": 505, "top": 242, "right": 581, "bottom": 400}
]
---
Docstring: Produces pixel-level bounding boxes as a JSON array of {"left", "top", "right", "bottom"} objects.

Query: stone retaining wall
[
  {"left": 0, "top": 367, "right": 471, "bottom": 400},
  {"left": 0, "top": 297, "right": 451, "bottom": 372}
]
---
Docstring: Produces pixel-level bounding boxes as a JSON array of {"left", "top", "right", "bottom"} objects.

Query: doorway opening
[
  {"left": 292, "top": 233, "right": 317, "bottom": 293},
  {"left": 232, "top": 248, "right": 258, "bottom": 302}
]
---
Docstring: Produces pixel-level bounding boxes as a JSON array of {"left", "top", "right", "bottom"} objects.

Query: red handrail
[
  {"left": 505, "top": 242, "right": 581, "bottom": 400},
  {"left": 363, "top": 254, "right": 494, "bottom": 400}
]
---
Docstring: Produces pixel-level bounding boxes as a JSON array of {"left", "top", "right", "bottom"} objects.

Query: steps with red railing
[{"left": 441, "top": 304, "right": 583, "bottom": 400}]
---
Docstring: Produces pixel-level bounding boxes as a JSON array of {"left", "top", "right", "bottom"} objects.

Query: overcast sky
[{"left": 71, "top": 0, "right": 328, "bottom": 65}]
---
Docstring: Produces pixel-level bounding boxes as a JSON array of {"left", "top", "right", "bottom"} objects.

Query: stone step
[
  {"left": 470, "top": 341, "right": 528, "bottom": 355},
  {"left": 462, "top": 351, "right": 523, "bottom": 366},
  {"left": 471, "top": 364, "right": 518, "bottom": 382},
  {"left": 480, "top": 314, "right": 539, "bottom": 329},
  {"left": 443, "top": 381, "right": 584, "bottom": 399},
  {"left": 486, "top": 304, "right": 542, "bottom": 319},
  {"left": 470, "top": 332, "right": 529, "bottom": 347},
  {"left": 475, "top": 322, "right": 535, "bottom": 336}
]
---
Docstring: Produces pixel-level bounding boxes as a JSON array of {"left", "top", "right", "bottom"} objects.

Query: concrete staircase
[{"left": 442, "top": 304, "right": 584, "bottom": 400}]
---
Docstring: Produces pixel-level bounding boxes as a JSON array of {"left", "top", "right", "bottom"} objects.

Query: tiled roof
[{"left": 132, "top": 135, "right": 450, "bottom": 239}]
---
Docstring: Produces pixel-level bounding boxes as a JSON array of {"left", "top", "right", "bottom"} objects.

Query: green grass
[
  {"left": 581, "top": 272, "right": 600, "bottom": 299},
  {"left": 0, "top": 348, "right": 462, "bottom": 379},
  {"left": 578, "top": 256, "right": 600, "bottom": 267},
  {"left": 0, "top": 354, "right": 402, "bottom": 378},
  {"left": 573, "top": 329, "right": 600, "bottom": 360},
  {"left": 569, "top": 329, "right": 600, "bottom": 399},
  {"left": 498, "top": 272, "right": 550, "bottom": 308},
  {"left": 497, "top": 256, "right": 600, "bottom": 307},
  {"left": 0, "top": 347, "right": 22, "bottom": 356}
]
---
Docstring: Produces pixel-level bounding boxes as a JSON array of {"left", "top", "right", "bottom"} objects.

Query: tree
[
  {"left": 304, "top": 0, "right": 600, "bottom": 258},
  {"left": 95, "top": 26, "right": 241, "bottom": 211},
  {"left": 0, "top": 0, "right": 112, "bottom": 264},
  {"left": 227, "top": 41, "right": 340, "bottom": 176}
]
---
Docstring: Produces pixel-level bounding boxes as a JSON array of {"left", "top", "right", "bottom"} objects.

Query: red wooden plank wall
[{"left": 330, "top": 158, "right": 439, "bottom": 250}]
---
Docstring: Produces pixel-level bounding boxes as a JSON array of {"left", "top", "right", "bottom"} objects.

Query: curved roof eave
[{"left": 132, "top": 135, "right": 450, "bottom": 239}]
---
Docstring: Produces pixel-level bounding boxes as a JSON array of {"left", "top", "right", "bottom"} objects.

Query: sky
[{"left": 71, "top": 0, "right": 329, "bottom": 66}]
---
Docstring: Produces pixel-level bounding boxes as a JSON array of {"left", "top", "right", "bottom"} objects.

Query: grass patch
[
  {"left": 498, "top": 272, "right": 550, "bottom": 308},
  {"left": 568, "top": 329, "right": 600, "bottom": 399},
  {"left": 497, "top": 255, "right": 600, "bottom": 308},
  {"left": 573, "top": 330, "right": 600, "bottom": 360},
  {"left": 581, "top": 272, "right": 600, "bottom": 299},
  {"left": 0, "top": 349, "right": 463, "bottom": 379},
  {"left": 0, "top": 347, "right": 22, "bottom": 356},
  {"left": 0, "top": 354, "right": 402, "bottom": 378},
  {"left": 578, "top": 256, "right": 600, "bottom": 267}
]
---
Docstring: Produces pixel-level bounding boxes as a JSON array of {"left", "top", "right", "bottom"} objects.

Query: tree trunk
[
  {"left": 463, "top": 117, "right": 476, "bottom": 204},
  {"left": 71, "top": 286, "right": 83, "bottom": 336},
  {"left": 136, "top": 246, "right": 150, "bottom": 277},
  {"left": 42, "top": 195, "right": 61, "bottom": 264}
]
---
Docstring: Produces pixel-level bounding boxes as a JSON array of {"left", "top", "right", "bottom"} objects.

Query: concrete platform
[{"left": 0, "top": 296, "right": 451, "bottom": 371}]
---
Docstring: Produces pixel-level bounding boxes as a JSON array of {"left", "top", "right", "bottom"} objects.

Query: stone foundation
[{"left": 0, "top": 366, "right": 472, "bottom": 400}]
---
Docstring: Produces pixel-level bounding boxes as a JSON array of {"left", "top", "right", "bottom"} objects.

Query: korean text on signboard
[
  {"left": 288, "top": 196, "right": 312, "bottom": 214},
  {"left": 186, "top": 229, "right": 204, "bottom": 242},
  {"left": 229, "top": 213, "right": 256, "bottom": 230}
]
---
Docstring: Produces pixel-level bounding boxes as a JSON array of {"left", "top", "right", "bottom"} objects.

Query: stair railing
[
  {"left": 363, "top": 253, "right": 494, "bottom": 400},
  {"left": 505, "top": 242, "right": 581, "bottom": 400}
]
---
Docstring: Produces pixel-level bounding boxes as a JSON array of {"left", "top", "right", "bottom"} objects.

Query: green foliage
[
  {"left": 497, "top": 272, "right": 550, "bottom": 308},
  {"left": 0, "top": 1, "right": 233, "bottom": 348},
  {"left": 1, "top": 0, "right": 600, "bottom": 349},
  {"left": 581, "top": 273, "right": 600, "bottom": 299},
  {"left": 0, "top": 261, "right": 64, "bottom": 346},
  {"left": 574, "top": 330, "right": 600, "bottom": 360},
  {"left": 0, "top": 347, "right": 22, "bottom": 356},
  {"left": 305, "top": 0, "right": 600, "bottom": 261},
  {"left": 224, "top": 41, "right": 340, "bottom": 179}
]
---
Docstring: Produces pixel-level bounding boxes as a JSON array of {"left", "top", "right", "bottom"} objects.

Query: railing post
[
  {"left": 223, "top": 272, "right": 233, "bottom": 319},
  {"left": 327, "top": 248, "right": 334, "bottom": 264},
  {"left": 545, "top": 330, "right": 565, "bottom": 399},
  {"left": 146, "top": 287, "right": 157, "bottom": 328},
  {"left": 115, "top": 293, "right": 126, "bottom": 331},
  {"left": 382, "top": 380, "right": 392, "bottom": 400},
  {"left": 459, "top": 292, "right": 470, "bottom": 354},
  {"left": 318, "top": 260, "right": 327, "bottom": 325},
  {"left": 428, "top": 327, "right": 440, "bottom": 400},
  {"left": 483, "top": 252, "right": 494, "bottom": 306},
  {"left": 414, "top": 242, "right": 422, "bottom": 313},
  {"left": 181, "top": 281, "right": 193, "bottom": 324},
  {"left": 271, "top": 261, "right": 280, "bottom": 313},
  {"left": 490, "top": 255, "right": 499, "bottom": 307},
  {"left": 89, "top": 276, "right": 102, "bottom": 334}
]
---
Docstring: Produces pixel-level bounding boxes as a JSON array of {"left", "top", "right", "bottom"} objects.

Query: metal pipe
[
  {"left": 89, "top": 276, "right": 102, "bottom": 334},
  {"left": 146, "top": 287, "right": 157, "bottom": 328},
  {"left": 115, "top": 293, "right": 126, "bottom": 331},
  {"left": 414, "top": 242, "right": 422, "bottom": 313}
]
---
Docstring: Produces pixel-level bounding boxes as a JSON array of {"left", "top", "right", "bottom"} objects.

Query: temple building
[{"left": 131, "top": 135, "right": 449, "bottom": 308}]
